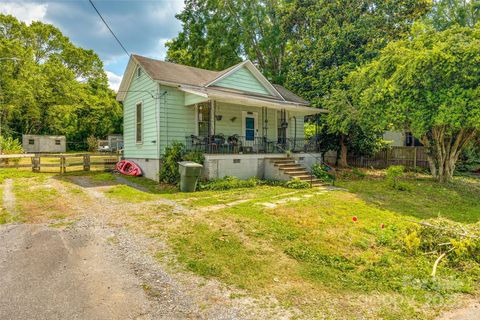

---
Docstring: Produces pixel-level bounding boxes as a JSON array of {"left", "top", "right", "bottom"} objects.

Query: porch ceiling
[{"left": 179, "top": 86, "right": 328, "bottom": 115}]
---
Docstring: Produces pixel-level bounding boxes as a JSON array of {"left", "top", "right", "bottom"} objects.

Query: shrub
[
  {"left": 285, "top": 178, "right": 310, "bottom": 189},
  {"left": 0, "top": 136, "right": 23, "bottom": 154},
  {"left": 159, "top": 141, "right": 185, "bottom": 184},
  {"left": 198, "top": 176, "right": 258, "bottom": 191},
  {"left": 312, "top": 163, "right": 336, "bottom": 183},
  {"left": 386, "top": 165, "right": 407, "bottom": 190},
  {"left": 183, "top": 151, "right": 205, "bottom": 164},
  {"left": 87, "top": 135, "right": 98, "bottom": 152}
]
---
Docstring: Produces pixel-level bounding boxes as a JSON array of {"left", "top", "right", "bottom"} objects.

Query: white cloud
[
  {"left": 106, "top": 71, "right": 123, "bottom": 92},
  {"left": 1, "top": 2, "right": 48, "bottom": 24}
]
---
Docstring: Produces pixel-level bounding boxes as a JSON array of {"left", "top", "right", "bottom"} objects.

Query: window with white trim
[{"left": 136, "top": 103, "right": 143, "bottom": 143}]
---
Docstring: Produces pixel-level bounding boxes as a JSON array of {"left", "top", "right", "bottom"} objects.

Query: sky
[{"left": 1, "top": 0, "right": 185, "bottom": 91}]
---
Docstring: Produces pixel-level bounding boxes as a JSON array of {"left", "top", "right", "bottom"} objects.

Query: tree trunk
[
  {"left": 339, "top": 134, "right": 348, "bottom": 168},
  {"left": 422, "top": 128, "right": 477, "bottom": 183}
]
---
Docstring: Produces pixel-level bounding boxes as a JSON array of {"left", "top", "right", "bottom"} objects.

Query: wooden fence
[
  {"left": 324, "top": 147, "right": 429, "bottom": 169},
  {"left": 0, "top": 153, "right": 119, "bottom": 173}
]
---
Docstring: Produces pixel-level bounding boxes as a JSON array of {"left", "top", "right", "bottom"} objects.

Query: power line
[{"left": 88, "top": 0, "right": 130, "bottom": 57}]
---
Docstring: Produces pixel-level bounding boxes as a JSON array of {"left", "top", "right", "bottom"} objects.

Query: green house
[{"left": 117, "top": 55, "right": 326, "bottom": 181}]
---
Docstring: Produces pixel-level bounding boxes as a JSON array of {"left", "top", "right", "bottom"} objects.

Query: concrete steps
[{"left": 268, "top": 157, "right": 324, "bottom": 187}]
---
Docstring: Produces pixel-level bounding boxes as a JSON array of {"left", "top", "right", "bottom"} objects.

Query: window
[
  {"left": 136, "top": 103, "right": 143, "bottom": 143},
  {"left": 55, "top": 140, "right": 61, "bottom": 145},
  {"left": 197, "top": 103, "right": 210, "bottom": 137},
  {"left": 137, "top": 67, "right": 142, "bottom": 78},
  {"left": 29, "top": 139, "right": 35, "bottom": 145}
]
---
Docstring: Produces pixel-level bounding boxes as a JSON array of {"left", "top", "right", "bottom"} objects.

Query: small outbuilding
[{"left": 22, "top": 135, "right": 66, "bottom": 153}]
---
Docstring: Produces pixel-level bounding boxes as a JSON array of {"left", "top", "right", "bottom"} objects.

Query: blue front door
[{"left": 245, "top": 117, "right": 255, "bottom": 141}]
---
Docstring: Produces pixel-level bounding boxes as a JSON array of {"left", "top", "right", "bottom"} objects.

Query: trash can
[{"left": 178, "top": 161, "right": 203, "bottom": 192}]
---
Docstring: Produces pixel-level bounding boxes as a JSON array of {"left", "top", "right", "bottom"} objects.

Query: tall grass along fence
[
  {"left": 0, "top": 153, "right": 119, "bottom": 173},
  {"left": 324, "top": 147, "right": 429, "bottom": 169}
]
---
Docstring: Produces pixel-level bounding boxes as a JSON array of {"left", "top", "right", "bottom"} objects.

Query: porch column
[{"left": 210, "top": 100, "right": 215, "bottom": 136}]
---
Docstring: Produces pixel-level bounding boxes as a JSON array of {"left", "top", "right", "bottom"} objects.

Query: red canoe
[{"left": 115, "top": 160, "right": 142, "bottom": 176}]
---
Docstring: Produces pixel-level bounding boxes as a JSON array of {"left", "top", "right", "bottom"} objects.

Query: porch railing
[{"left": 185, "top": 135, "right": 321, "bottom": 154}]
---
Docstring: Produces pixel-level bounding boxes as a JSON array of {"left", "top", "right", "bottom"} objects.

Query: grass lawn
[
  {"left": 1, "top": 168, "right": 479, "bottom": 319},
  {"left": 144, "top": 171, "right": 480, "bottom": 319}
]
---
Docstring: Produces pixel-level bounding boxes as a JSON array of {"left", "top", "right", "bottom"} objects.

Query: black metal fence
[{"left": 185, "top": 135, "right": 321, "bottom": 154}]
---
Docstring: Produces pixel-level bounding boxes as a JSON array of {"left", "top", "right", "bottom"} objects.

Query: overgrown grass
[
  {"left": 337, "top": 174, "right": 480, "bottom": 223},
  {"left": 158, "top": 173, "right": 480, "bottom": 319}
]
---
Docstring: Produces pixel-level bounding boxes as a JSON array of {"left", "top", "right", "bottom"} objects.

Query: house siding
[
  {"left": 123, "top": 68, "right": 158, "bottom": 159},
  {"left": 214, "top": 102, "right": 277, "bottom": 141},
  {"left": 288, "top": 112, "right": 305, "bottom": 140},
  {"left": 215, "top": 67, "right": 270, "bottom": 95},
  {"left": 159, "top": 84, "right": 195, "bottom": 154}
]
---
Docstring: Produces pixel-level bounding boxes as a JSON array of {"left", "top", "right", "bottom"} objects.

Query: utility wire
[{"left": 88, "top": 0, "right": 130, "bottom": 57}]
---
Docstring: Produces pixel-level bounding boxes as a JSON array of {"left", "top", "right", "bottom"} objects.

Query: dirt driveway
[
  {"left": 0, "top": 223, "right": 153, "bottom": 319},
  {"left": 0, "top": 174, "right": 291, "bottom": 320}
]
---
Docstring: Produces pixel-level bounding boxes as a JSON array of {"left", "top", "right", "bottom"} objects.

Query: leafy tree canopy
[
  {"left": 351, "top": 24, "right": 480, "bottom": 181},
  {"left": 424, "top": 0, "right": 480, "bottom": 30},
  {"left": 0, "top": 14, "right": 122, "bottom": 150},
  {"left": 166, "top": 0, "right": 288, "bottom": 83}
]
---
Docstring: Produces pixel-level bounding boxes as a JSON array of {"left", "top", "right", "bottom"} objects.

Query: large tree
[
  {"left": 351, "top": 24, "right": 480, "bottom": 182},
  {"left": 284, "top": 0, "right": 431, "bottom": 166},
  {"left": 166, "top": 0, "right": 288, "bottom": 83},
  {"left": 0, "top": 14, "right": 122, "bottom": 150}
]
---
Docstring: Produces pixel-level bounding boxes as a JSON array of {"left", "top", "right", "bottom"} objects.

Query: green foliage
[
  {"left": 0, "top": 14, "right": 122, "bottom": 150},
  {"left": 404, "top": 231, "right": 422, "bottom": 255},
  {"left": 405, "top": 218, "right": 480, "bottom": 266},
  {"left": 182, "top": 151, "right": 205, "bottom": 164},
  {"left": 425, "top": 0, "right": 480, "bottom": 30},
  {"left": 311, "top": 163, "right": 335, "bottom": 183},
  {"left": 351, "top": 167, "right": 366, "bottom": 179},
  {"left": 353, "top": 25, "right": 480, "bottom": 182},
  {"left": 198, "top": 176, "right": 258, "bottom": 191},
  {"left": 159, "top": 141, "right": 185, "bottom": 184},
  {"left": 457, "top": 142, "right": 480, "bottom": 172},
  {"left": 166, "top": 0, "right": 287, "bottom": 82},
  {"left": 284, "top": 178, "right": 310, "bottom": 189},
  {"left": 386, "top": 165, "right": 409, "bottom": 191},
  {"left": 0, "top": 136, "right": 23, "bottom": 154},
  {"left": 86, "top": 135, "right": 98, "bottom": 152}
]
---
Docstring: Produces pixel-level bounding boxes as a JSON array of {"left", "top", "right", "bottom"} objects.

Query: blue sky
[{"left": 1, "top": 0, "right": 185, "bottom": 90}]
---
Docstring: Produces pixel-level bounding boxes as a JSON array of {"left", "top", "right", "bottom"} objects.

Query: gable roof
[{"left": 117, "top": 54, "right": 309, "bottom": 106}]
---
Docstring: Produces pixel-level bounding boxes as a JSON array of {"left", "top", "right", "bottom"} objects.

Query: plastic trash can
[{"left": 178, "top": 161, "right": 203, "bottom": 192}]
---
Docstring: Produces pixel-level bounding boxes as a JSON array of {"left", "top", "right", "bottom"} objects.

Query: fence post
[
  {"left": 32, "top": 155, "right": 40, "bottom": 173},
  {"left": 60, "top": 156, "right": 65, "bottom": 174},
  {"left": 83, "top": 154, "right": 90, "bottom": 171},
  {"left": 385, "top": 149, "right": 390, "bottom": 168},
  {"left": 413, "top": 147, "right": 417, "bottom": 170}
]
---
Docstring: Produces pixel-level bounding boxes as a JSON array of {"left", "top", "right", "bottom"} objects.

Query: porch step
[
  {"left": 283, "top": 170, "right": 309, "bottom": 175},
  {"left": 267, "top": 157, "right": 325, "bottom": 187},
  {"left": 273, "top": 161, "right": 296, "bottom": 166}
]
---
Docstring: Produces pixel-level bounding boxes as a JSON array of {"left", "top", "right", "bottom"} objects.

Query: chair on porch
[
  {"left": 188, "top": 135, "right": 205, "bottom": 152},
  {"left": 227, "top": 134, "right": 242, "bottom": 154}
]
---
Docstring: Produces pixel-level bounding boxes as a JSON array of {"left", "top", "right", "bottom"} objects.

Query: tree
[
  {"left": 0, "top": 14, "right": 122, "bottom": 150},
  {"left": 166, "top": 0, "right": 288, "bottom": 83},
  {"left": 425, "top": 0, "right": 480, "bottom": 30},
  {"left": 351, "top": 24, "right": 480, "bottom": 182},
  {"left": 284, "top": 0, "right": 431, "bottom": 166}
]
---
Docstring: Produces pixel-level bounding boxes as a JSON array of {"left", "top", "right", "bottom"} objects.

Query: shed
[{"left": 22, "top": 135, "right": 66, "bottom": 153}]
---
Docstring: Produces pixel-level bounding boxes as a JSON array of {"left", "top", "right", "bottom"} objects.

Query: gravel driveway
[{"left": 0, "top": 175, "right": 292, "bottom": 320}]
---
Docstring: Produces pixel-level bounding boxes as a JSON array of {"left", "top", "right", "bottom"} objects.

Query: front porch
[{"left": 183, "top": 99, "right": 323, "bottom": 155}]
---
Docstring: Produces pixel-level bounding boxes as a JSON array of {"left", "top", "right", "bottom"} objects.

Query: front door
[{"left": 243, "top": 112, "right": 258, "bottom": 141}]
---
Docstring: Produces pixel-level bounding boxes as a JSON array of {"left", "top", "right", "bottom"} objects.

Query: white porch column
[{"left": 210, "top": 100, "right": 215, "bottom": 136}]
